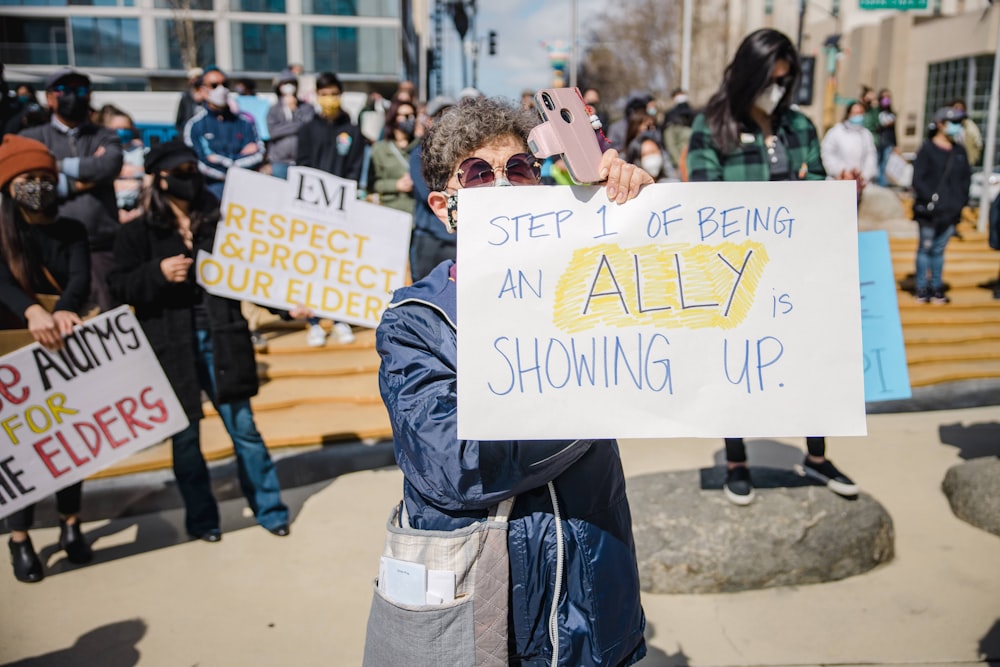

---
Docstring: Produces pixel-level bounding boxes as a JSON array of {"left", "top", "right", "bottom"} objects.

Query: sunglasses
[
  {"left": 455, "top": 153, "right": 541, "bottom": 188},
  {"left": 203, "top": 80, "right": 229, "bottom": 89},
  {"left": 53, "top": 84, "right": 90, "bottom": 97}
]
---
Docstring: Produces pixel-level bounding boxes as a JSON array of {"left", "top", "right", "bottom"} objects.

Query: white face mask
[
  {"left": 207, "top": 85, "right": 230, "bottom": 108},
  {"left": 754, "top": 83, "right": 786, "bottom": 116},
  {"left": 279, "top": 83, "right": 296, "bottom": 96},
  {"left": 640, "top": 153, "right": 663, "bottom": 178}
]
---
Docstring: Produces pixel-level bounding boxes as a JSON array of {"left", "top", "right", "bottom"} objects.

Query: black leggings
[
  {"left": 724, "top": 437, "right": 826, "bottom": 464},
  {"left": 5, "top": 482, "right": 83, "bottom": 532}
]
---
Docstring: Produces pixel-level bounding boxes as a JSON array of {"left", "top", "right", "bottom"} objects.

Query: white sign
[
  {"left": 197, "top": 167, "right": 411, "bottom": 328},
  {"left": 0, "top": 307, "right": 188, "bottom": 519},
  {"left": 457, "top": 181, "right": 866, "bottom": 439}
]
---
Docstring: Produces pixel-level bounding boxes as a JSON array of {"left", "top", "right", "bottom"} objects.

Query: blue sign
[{"left": 859, "top": 230, "right": 911, "bottom": 401}]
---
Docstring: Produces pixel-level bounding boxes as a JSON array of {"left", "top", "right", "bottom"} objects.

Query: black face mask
[
  {"left": 396, "top": 118, "right": 416, "bottom": 137},
  {"left": 11, "top": 178, "right": 58, "bottom": 215},
  {"left": 56, "top": 93, "right": 90, "bottom": 123},
  {"left": 163, "top": 172, "right": 204, "bottom": 201}
]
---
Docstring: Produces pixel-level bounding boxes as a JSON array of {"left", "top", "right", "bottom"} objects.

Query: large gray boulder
[
  {"left": 858, "top": 184, "right": 913, "bottom": 235},
  {"left": 942, "top": 457, "right": 1000, "bottom": 537},
  {"left": 628, "top": 468, "right": 895, "bottom": 594}
]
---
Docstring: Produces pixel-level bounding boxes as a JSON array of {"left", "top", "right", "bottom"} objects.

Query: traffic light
[{"left": 488, "top": 30, "right": 497, "bottom": 56}]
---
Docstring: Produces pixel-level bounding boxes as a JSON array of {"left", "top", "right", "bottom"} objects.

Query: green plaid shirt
[{"left": 686, "top": 108, "right": 826, "bottom": 182}]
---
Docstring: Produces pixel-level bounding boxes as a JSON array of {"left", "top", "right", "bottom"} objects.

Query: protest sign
[
  {"left": 0, "top": 306, "right": 188, "bottom": 520},
  {"left": 197, "top": 166, "right": 411, "bottom": 328},
  {"left": 859, "top": 230, "right": 911, "bottom": 401},
  {"left": 456, "top": 180, "right": 867, "bottom": 439}
]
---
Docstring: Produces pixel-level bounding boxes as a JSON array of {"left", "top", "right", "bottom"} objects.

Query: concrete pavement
[{"left": 2, "top": 405, "right": 1000, "bottom": 666}]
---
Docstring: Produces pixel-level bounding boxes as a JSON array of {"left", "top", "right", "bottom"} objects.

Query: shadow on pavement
[
  {"left": 3, "top": 618, "right": 146, "bottom": 667},
  {"left": 981, "top": 618, "right": 1000, "bottom": 661},
  {"left": 939, "top": 421, "right": 1000, "bottom": 459},
  {"left": 8, "top": 439, "right": 397, "bottom": 530},
  {"left": 22, "top": 440, "right": 396, "bottom": 571},
  {"left": 1, "top": 440, "right": 398, "bottom": 569},
  {"left": 641, "top": 622, "right": 691, "bottom": 666},
  {"left": 711, "top": 438, "right": 814, "bottom": 470}
]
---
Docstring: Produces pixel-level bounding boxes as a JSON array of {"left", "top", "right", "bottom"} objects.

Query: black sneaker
[
  {"left": 930, "top": 288, "right": 950, "bottom": 305},
  {"left": 799, "top": 457, "right": 859, "bottom": 497},
  {"left": 723, "top": 466, "right": 755, "bottom": 506},
  {"left": 913, "top": 287, "right": 930, "bottom": 304}
]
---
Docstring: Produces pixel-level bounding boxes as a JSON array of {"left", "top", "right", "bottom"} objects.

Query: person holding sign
[
  {"left": 0, "top": 135, "right": 93, "bottom": 582},
  {"left": 370, "top": 96, "right": 651, "bottom": 666},
  {"left": 687, "top": 28, "right": 860, "bottom": 505},
  {"left": 295, "top": 71, "right": 365, "bottom": 347},
  {"left": 108, "top": 140, "right": 290, "bottom": 542}
]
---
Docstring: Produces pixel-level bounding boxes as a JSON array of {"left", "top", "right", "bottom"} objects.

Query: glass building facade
[{"left": 0, "top": 0, "right": 413, "bottom": 89}]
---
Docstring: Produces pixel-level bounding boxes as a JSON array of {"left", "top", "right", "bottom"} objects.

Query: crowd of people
[{"left": 0, "top": 27, "right": 988, "bottom": 666}]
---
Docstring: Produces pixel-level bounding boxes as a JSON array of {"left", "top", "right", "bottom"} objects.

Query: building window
[
  {"left": 70, "top": 17, "right": 140, "bottom": 67},
  {"left": 0, "top": 17, "right": 68, "bottom": 64},
  {"left": 231, "top": 22, "right": 286, "bottom": 72},
  {"left": 301, "top": 0, "right": 397, "bottom": 16},
  {"left": 305, "top": 26, "right": 358, "bottom": 73},
  {"left": 153, "top": 0, "right": 212, "bottom": 8},
  {"left": 231, "top": 0, "right": 285, "bottom": 12},
  {"left": 303, "top": 25, "right": 397, "bottom": 75},
  {"left": 156, "top": 19, "right": 215, "bottom": 70},
  {"left": 926, "top": 54, "right": 996, "bottom": 167},
  {"left": 0, "top": 0, "right": 134, "bottom": 5}
]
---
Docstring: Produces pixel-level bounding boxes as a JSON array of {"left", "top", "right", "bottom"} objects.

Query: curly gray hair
[{"left": 421, "top": 96, "right": 540, "bottom": 192}]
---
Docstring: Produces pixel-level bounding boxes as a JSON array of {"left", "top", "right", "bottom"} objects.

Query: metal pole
[
  {"left": 977, "top": 9, "right": 1000, "bottom": 234},
  {"left": 681, "top": 0, "right": 692, "bottom": 91},
  {"left": 570, "top": 0, "right": 578, "bottom": 89},
  {"left": 797, "top": 0, "right": 806, "bottom": 52}
]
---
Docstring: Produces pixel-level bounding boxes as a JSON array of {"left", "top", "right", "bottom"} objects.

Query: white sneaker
[
  {"left": 333, "top": 322, "right": 355, "bottom": 344},
  {"left": 306, "top": 323, "right": 328, "bottom": 347}
]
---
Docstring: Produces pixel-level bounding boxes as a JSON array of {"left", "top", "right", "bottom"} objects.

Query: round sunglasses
[{"left": 455, "top": 153, "right": 541, "bottom": 188}]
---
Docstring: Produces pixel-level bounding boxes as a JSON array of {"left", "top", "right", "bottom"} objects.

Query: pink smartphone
[{"left": 527, "top": 88, "right": 605, "bottom": 184}]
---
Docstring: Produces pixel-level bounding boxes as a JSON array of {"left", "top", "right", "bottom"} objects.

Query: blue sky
[{"left": 435, "top": 0, "right": 604, "bottom": 100}]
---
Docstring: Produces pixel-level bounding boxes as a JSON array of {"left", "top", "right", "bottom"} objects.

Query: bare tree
[
  {"left": 579, "top": 0, "right": 682, "bottom": 117},
  {"left": 165, "top": 0, "right": 214, "bottom": 71}
]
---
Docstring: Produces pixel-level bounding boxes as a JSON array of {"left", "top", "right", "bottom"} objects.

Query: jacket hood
[{"left": 387, "top": 260, "right": 455, "bottom": 328}]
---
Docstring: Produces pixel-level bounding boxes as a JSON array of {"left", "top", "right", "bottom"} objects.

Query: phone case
[{"left": 527, "top": 88, "right": 605, "bottom": 185}]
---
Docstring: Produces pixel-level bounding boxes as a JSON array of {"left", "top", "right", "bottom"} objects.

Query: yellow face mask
[{"left": 317, "top": 93, "right": 342, "bottom": 118}]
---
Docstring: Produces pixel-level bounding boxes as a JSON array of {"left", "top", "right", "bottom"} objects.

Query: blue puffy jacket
[{"left": 376, "top": 260, "right": 646, "bottom": 667}]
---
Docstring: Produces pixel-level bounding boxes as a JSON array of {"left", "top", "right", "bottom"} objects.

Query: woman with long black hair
[
  {"left": 108, "top": 140, "right": 290, "bottom": 543},
  {"left": 0, "top": 134, "right": 92, "bottom": 582},
  {"left": 687, "top": 28, "right": 860, "bottom": 506}
]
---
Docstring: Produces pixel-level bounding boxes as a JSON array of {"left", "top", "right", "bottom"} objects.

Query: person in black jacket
[
  {"left": 911, "top": 107, "right": 972, "bottom": 304},
  {"left": 295, "top": 72, "right": 365, "bottom": 183},
  {"left": 293, "top": 71, "right": 363, "bottom": 347},
  {"left": 21, "top": 67, "right": 123, "bottom": 313},
  {"left": 108, "top": 140, "right": 291, "bottom": 542},
  {"left": 0, "top": 134, "right": 93, "bottom": 583}
]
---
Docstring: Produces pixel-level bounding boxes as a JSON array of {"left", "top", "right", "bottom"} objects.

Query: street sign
[{"left": 859, "top": 0, "right": 927, "bottom": 9}]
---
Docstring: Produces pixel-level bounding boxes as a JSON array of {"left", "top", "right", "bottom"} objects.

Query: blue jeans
[
  {"left": 171, "top": 329, "right": 288, "bottom": 535},
  {"left": 915, "top": 222, "right": 955, "bottom": 292}
]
